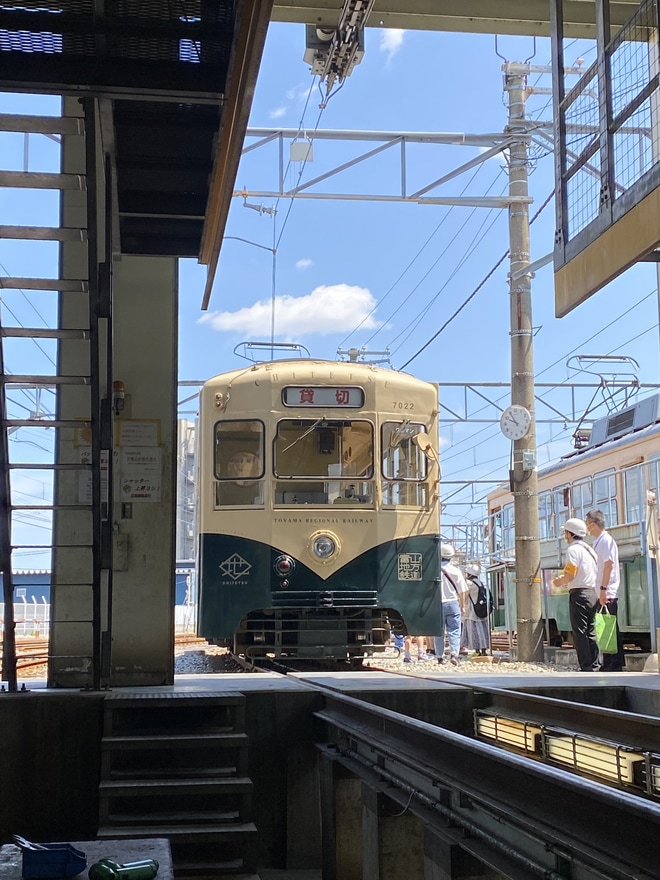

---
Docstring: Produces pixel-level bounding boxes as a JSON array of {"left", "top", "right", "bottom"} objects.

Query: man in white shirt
[
  {"left": 434, "top": 544, "right": 469, "bottom": 665},
  {"left": 586, "top": 509, "right": 624, "bottom": 671},
  {"left": 552, "top": 518, "right": 600, "bottom": 672}
]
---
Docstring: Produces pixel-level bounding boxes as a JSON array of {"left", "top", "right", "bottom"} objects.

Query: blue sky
[
  {"left": 2, "top": 21, "right": 659, "bottom": 556},
  {"left": 180, "top": 23, "right": 660, "bottom": 526}
]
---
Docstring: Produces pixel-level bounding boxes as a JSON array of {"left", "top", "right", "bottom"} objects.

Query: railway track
[
  {"left": 2, "top": 634, "right": 213, "bottom": 677},
  {"left": 304, "top": 676, "right": 660, "bottom": 880}
]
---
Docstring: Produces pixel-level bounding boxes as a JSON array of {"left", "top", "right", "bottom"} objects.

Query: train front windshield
[
  {"left": 274, "top": 419, "right": 373, "bottom": 506},
  {"left": 212, "top": 416, "right": 431, "bottom": 509}
]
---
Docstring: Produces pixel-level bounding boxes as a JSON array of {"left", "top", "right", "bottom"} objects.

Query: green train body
[{"left": 196, "top": 358, "right": 442, "bottom": 660}]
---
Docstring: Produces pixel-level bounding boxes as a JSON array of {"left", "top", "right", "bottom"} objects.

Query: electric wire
[
  {"left": 437, "top": 290, "right": 658, "bottom": 521},
  {"left": 388, "top": 193, "right": 507, "bottom": 354},
  {"left": 398, "top": 188, "right": 555, "bottom": 371},
  {"left": 365, "top": 169, "right": 509, "bottom": 351},
  {"left": 440, "top": 285, "right": 657, "bottom": 467},
  {"left": 338, "top": 156, "right": 501, "bottom": 347}
]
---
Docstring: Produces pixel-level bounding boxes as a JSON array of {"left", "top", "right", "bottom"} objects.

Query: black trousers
[
  {"left": 569, "top": 588, "right": 600, "bottom": 671},
  {"left": 599, "top": 598, "right": 625, "bottom": 671}
]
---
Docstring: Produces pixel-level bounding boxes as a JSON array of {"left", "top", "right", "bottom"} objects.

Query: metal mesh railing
[{"left": 559, "top": 0, "right": 660, "bottom": 243}]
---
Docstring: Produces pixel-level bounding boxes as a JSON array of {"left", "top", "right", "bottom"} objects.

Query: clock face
[{"left": 500, "top": 405, "right": 531, "bottom": 440}]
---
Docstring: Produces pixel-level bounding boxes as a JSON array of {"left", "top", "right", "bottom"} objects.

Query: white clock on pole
[{"left": 500, "top": 405, "right": 531, "bottom": 440}]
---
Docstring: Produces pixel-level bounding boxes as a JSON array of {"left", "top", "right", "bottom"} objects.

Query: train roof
[
  {"left": 538, "top": 417, "right": 660, "bottom": 481},
  {"left": 488, "top": 395, "right": 660, "bottom": 503},
  {"left": 203, "top": 358, "right": 432, "bottom": 387}
]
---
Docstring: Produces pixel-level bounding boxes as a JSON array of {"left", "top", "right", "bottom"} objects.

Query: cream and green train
[{"left": 196, "top": 358, "right": 442, "bottom": 662}]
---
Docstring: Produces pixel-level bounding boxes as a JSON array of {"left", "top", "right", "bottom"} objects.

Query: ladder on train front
[{"left": 0, "top": 102, "right": 111, "bottom": 692}]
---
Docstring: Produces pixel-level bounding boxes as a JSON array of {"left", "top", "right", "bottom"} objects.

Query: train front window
[
  {"left": 214, "top": 420, "right": 265, "bottom": 507},
  {"left": 381, "top": 421, "right": 429, "bottom": 507},
  {"left": 273, "top": 419, "right": 374, "bottom": 506}
]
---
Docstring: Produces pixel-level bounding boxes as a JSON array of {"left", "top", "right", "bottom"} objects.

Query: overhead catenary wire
[
  {"left": 439, "top": 287, "right": 658, "bottom": 469},
  {"left": 365, "top": 169, "right": 510, "bottom": 351},
  {"left": 398, "top": 189, "right": 555, "bottom": 371},
  {"left": 338, "top": 159, "right": 501, "bottom": 348},
  {"left": 387, "top": 190, "right": 508, "bottom": 354}
]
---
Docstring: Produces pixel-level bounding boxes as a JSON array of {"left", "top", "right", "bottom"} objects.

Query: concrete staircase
[{"left": 97, "top": 693, "right": 257, "bottom": 878}]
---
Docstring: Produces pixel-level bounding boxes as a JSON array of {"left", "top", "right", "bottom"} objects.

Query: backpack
[{"left": 470, "top": 581, "right": 492, "bottom": 619}]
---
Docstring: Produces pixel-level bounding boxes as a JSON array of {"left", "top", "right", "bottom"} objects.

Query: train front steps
[{"left": 97, "top": 694, "right": 257, "bottom": 878}]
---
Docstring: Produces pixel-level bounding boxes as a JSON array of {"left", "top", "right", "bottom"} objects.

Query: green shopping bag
[{"left": 595, "top": 607, "right": 618, "bottom": 654}]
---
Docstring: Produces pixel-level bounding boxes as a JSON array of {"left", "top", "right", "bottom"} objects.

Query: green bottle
[{"left": 88, "top": 858, "right": 159, "bottom": 880}]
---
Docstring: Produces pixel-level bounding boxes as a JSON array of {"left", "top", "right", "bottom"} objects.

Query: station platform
[
  {"left": 3, "top": 666, "right": 660, "bottom": 880},
  {"left": 9, "top": 664, "right": 660, "bottom": 696}
]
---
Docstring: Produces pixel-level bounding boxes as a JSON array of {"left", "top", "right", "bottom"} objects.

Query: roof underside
[
  {"left": 0, "top": 0, "right": 272, "bottom": 259},
  {"left": 0, "top": 1, "right": 643, "bottom": 264},
  {"left": 272, "top": 1, "right": 642, "bottom": 36}
]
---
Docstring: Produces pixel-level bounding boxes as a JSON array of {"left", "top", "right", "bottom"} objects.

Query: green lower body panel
[{"left": 197, "top": 533, "right": 442, "bottom": 658}]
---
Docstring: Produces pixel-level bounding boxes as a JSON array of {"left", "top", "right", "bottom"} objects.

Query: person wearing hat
[
  {"left": 434, "top": 543, "right": 469, "bottom": 665},
  {"left": 461, "top": 562, "right": 491, "bottom": 657},
  {"left": 552, "top": 518, "right": 600, "bottom": 672}
]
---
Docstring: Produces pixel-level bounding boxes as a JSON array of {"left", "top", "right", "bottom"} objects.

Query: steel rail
[{"left": 311, "top": 684, "right": 660, "bottom": 880}]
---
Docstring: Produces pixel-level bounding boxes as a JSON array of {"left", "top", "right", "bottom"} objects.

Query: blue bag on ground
[{"left": 595, "top": 607, "right": 617, "bottom": 654}]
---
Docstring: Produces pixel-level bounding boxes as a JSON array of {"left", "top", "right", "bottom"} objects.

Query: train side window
[
  {"left": 572, "top": 478, "right": 593, "bottom": 521},
  {"left": 214, "top": 420, "right": 264, "bottom": 507},
  {"left": 554, "top": 486, "right": 570, "bottom": 535},
  {"left": 538, "top": 491, "right": 554, "bottom": 540},
  {"left": 623, "top": 465, "right": 643, "bottom": 524},
  {"left": 501, "top": 503, "right": 515, "bottom": 554},
  {"left": 594, "top": 469, "right": 617, "bottom": 524}
]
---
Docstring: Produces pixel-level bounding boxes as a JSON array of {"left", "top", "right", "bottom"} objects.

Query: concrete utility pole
[{"left": 504, "top": 62, "right": 544, "bottom": 663}]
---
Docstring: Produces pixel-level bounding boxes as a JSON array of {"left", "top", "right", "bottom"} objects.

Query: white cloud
[
  {"left": 199, "top": 284, "right": 381, "bottom": 338},
  {"left": 379, "top": 29, "right": 405, "bottom": 63},
  {"left": 296, "top": 258, "right": 314, "bottom": 270},
  {"left": 286, "top": 82, "right": 310, "bottom": 102},
  {"left": 265, "top": 83, "right": 312, "bottom": 124}
]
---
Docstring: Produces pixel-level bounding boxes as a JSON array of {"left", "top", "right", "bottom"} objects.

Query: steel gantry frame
[
  {"left": 437, "top": 380, "right": 660, "bottom": 425},
  {"left": 237, "top": 127, "right": 539, "bottom": 208}
]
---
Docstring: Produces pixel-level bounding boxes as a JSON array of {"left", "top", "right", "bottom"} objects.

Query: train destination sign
[{"left": 283, "top": 385, "right": 364, "bottom": 407}]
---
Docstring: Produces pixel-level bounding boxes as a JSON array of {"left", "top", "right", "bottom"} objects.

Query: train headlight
[
  {"left": 274, "top": 555, "right": 295, "bottom": 577},
  {"left": 308, "top": 531, "right": 340, "bottom": 563}
]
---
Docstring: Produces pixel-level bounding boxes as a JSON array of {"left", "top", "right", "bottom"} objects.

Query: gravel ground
[
  {"left": 173, "top": 645, "right": 582, "bottom": 675},
  {"left": 365, "top": 650, "right": 581, "bottom": 674}
]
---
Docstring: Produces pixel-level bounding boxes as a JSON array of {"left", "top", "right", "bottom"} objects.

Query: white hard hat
[
  {"left": 440, "top": 543, "right": 455, "bottom": 559},
  {"left": 563, "top": 517, "right": 587, "bottom": 538},
  {"left": 466, "top": 563, "right": 481, "bottom": 577}
]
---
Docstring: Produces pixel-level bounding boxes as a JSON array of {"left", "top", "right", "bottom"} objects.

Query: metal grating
[
  {"left": 0, "top": 2, "right": 234, "bottom": 69},
  {"left": 556, "top": 0, "right": 660, "bottom": 256},
  {"left": 0, "top": 0, "right": 240, "bottom": 256}
]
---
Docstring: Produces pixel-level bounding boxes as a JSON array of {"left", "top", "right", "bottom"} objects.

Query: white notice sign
[{"left": 120, "top": 447, "right": 162, "bottom": 502}]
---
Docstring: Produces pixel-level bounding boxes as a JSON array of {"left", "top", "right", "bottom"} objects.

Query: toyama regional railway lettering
[{"left": 274, "top": 517, "right": 373, "bottom": 524}]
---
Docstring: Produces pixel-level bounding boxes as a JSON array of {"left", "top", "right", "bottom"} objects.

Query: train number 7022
[{"left": 392, "top": 402, "right": 414, "bottom": 410}]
